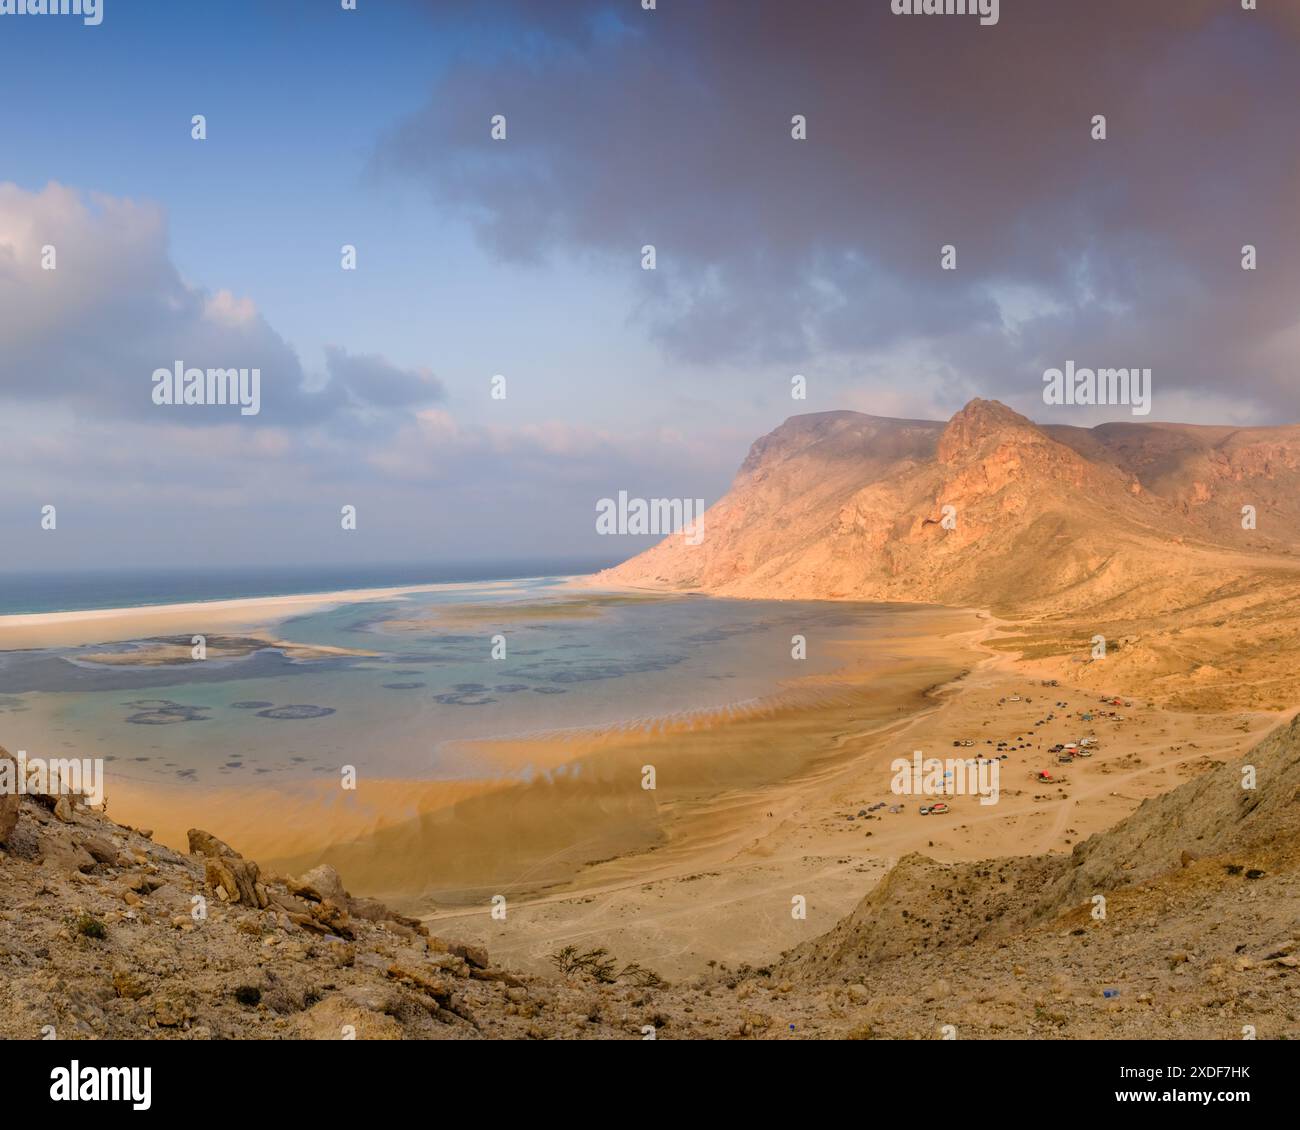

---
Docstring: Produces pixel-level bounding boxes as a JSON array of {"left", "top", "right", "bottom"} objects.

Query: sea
[{"left": 0, "top": 563, "right": 940, "bottom": 789}]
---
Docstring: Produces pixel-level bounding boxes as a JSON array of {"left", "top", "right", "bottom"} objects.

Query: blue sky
[
  {"left": 0, "top": 1, "right": 660, "bottom": 425},
  {"left": 1, "top": 0, "right": 1298, "bottom": 570}
]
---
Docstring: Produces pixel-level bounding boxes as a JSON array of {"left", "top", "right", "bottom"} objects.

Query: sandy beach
[
  {"left": 5, "top": 577, "right": 1289, "bottom": 985},
  {"left": 80, "top": 596, "right": 1286, "bottom": 982},
  {"left": 417, "top": 622, "right": 1285, "bottom": 978},
  {"left": 0, "top": 581, "right": 529, "bottom": 651}
]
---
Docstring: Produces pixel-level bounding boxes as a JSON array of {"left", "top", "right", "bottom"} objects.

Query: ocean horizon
[{"left": 0, "top": 559, "right": 623, "bottom": 617}]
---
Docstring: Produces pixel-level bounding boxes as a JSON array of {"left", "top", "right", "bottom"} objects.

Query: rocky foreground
[
  {"left": 2, "top": 708, "right": 1297, "bottom": 1039},
  {"left": 0, "top": 745, "right": 676, "bottom": 1040}
]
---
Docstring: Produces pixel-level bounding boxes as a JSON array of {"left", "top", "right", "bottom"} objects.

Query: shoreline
[
  {"left": 6, "top": 580, "right": 1287, "bottom": 981},
  {"left": 0, "top": 578, "right": 541, "bottom": 650}
]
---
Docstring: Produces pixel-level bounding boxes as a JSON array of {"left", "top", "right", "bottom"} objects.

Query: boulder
[
  {"left": 76, "top": 834, "right": 119, "bottom": 864},
  {"left": 448, "top": 940, "right": 490, "bottom": 970},
  {"left": 187, "top": 828, "right": 241, "bottom": 859},
  {"left": 39, "top": 836, "right": 96, "bottom": 873},
  {"left": 203, "top": 856, "right": 266, "bottom": 907},
  {"left": 349, "top": 896, "right": 428, "bottom": 934},
  {"left": 307, "top": 897, "right": 353, "bottom": 938},
  {"left": 288, "top": 864, "right": 348, "bottom": 905}
]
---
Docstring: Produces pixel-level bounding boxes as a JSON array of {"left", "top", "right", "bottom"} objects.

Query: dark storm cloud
[{"left": 384, "top": 0, "right": 1300, "bottom": 415}]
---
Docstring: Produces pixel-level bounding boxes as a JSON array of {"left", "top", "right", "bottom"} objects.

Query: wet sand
[
  {"left": 100, "top": 605, "right": 978, "bottom": 908},
  {"left": 417, "top": 617, "right": 1286, "bottom": 978}
]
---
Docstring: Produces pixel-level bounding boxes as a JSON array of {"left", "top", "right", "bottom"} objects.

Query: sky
[{"left": 1, "top": 0, "right": 1297, "bottom": 570}]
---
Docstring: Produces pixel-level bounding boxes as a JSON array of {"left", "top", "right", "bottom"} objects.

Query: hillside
[
  {"left": 598, "top": 400, "right": 1300, "bottom": 617},
  {"left": 768, "top": 714, "right": 1300, "bottom": 1039},
  {"left": 3, "top": 706, "right": 1296, "bottom": 1039}
]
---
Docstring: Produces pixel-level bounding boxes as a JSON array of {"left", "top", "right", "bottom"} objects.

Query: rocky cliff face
[{"left": 598, "top": 400, "right": 1300, "bottom": 615}]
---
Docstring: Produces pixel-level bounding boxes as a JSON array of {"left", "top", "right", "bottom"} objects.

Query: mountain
[{"left": 598, "top": 400, "right": 1300, "bottom": 616}]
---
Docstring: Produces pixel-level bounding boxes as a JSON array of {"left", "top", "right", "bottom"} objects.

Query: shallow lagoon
[{"left": 0, "top": 578, "right": 932, "bottom": 789}]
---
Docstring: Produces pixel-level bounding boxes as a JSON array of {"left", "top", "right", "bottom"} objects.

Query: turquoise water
[{"left": 0, "top": 577, "right": 930, "bottom": 789}]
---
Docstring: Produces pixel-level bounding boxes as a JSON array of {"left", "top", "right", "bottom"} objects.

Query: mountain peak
[{"left": 937, "top": 399, "right": 1042, "bottom": 463}]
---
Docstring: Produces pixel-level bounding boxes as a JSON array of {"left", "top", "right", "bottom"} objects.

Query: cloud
[
  {"left": 382, "top": 0, "right": 1300, "bottom": 420},
  {"left": 0, "top": 181, "right": 446, "bottom": 430},
  {"left": 324, "top": 345, "right": 445, "bottom": 410}
]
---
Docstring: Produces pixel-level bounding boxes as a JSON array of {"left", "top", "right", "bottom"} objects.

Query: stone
[
  {"left": 204, "top": 856, "right": 265, "bottom": 907},
  {"left": 308, "top": 898, "right": 353, "bottom": 937},
  {"left": 187, "top": 828, "right": 241, "bottom": 859},
  {"left": 387, "top": 964, "right": 453, "bottom": 1002},
  {"left": 448, "top": 940, "right": 490, "bottom": 969},
  {"left": 39, "top": 836, "right": 96, "bottom": 873},
  {"left": 287, "top": 864, "right": 348, "bottom": 905},
  {"left": 153, "top": 988, "right": 196, "bottom": 1027},
  {"left": 76, "top": 834, "right": 119, "bottom": 864},
  {"left": 350, "top": 896, "right": 427, "bottom": 933},
  {"left": 112, "top": 968, "right": 151, "bottom": 1001}
]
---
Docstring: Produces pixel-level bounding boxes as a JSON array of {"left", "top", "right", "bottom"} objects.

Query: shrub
[{"left": 75, "top": 915, "right": 107, "bottom": 940}]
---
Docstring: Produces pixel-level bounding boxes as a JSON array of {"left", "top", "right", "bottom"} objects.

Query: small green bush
[{"left": 75, "top": 915, "right": 107, "bottom": 940}]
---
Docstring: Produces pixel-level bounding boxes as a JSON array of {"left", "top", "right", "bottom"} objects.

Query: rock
[
  {"left": 204, "top": 856, "right": 265, "bottom": 907},
  {"left": 267, "top": 889, "right": 314, "bottom": 916},
  {"left": 287, "top": 864, "right": 348, "bottom": 905},
  {"left": 112, "top": 968, "right": 151, "bottom": 1000},
  {"left": 448, "top": 940, "right": 490, "bottom": 969},
  {"left": 308, "top": 898, "right": 354, "bottom": 938},
  {"left": 153, "top": 988, "right": 196, "bottom": 1027},
  {"left": 341, "top": 984, "right": 402, "bottom": 1014},
  {"left": 387, "top": 964, "right": 453, "bottom": 1002},
  {"left": 53, "top": 796, "right": 74, "bottom": 823},
  {"left": 76, "top": 834, "right": 119, "bottom": 864},
  {"left": 39, "top": 836, "right": 96, "bottom": 873},
  {"left": 187, "top": 828, "right": 241, "bottom": 859},
  {"left": 846, "top": 983, "right": 871, "bottom": 1004},
  {"left": 1179, "top": 850, "right": 1199, "bottom": 868},
  {"left": 349, "top": 896, "right": 426, "bottom": 933}
]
